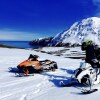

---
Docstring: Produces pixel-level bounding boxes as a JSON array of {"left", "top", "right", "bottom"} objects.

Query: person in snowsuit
[
  {"left": 81, "top": 40, "right": 98, "bottom": 67},
  {"left": 94, "top": 45, "right": 100, "bottom": 61},
  {"left": 81, "top": 40, "right": 100, "bottom": 67},
  {"left": 81, "top": 40, "right": 100, "bottom": 81}
]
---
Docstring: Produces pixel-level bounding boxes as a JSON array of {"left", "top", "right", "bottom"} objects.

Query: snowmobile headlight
[{"left": 32, "top": 65, "right": 35, "bottom": 67}]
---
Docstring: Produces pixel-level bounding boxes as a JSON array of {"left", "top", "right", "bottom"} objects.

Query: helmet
[
  {"left": 85, "top": 39, "right": 93, "bottom": 46},
  {"left": 81, "top": 40, "right": 93, "bottom": 50}
]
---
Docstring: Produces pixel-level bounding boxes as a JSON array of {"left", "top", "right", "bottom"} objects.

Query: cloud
[
  {"left": 92, "top": 0, "right": 100, "bottom": 16},
  {"left": 0, "top": 29, "right": 38, "bottom": 41},
  {"left": 93, "top": 0, "right": 100, "bottom": 4}
]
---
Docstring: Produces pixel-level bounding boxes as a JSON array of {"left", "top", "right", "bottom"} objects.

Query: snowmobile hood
[{"left": 18, "top": 60, "right": 41, "bottom": 70}]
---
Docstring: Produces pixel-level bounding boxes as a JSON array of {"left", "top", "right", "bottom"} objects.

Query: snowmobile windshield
[
  {"left": 80, "top": 62, "right": 86, "bottom": 69},
  {"left": 80, "top": 62, "right": 91, "bottom": 69}
]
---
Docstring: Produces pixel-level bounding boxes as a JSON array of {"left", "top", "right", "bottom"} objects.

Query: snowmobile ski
[
  {"left": 81, "top": 88, "right": 98, "bottom": 94},
  {"left": 15, "top": 73, "right": 34, "bottom": 77}
]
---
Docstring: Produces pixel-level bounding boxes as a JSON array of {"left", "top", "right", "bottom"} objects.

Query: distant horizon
[
  {"left": 0, "top": 40, "right": 31, "bottom": 41},
  {"left": 0, "top": 0, "right": 100, "bottom": 40}
]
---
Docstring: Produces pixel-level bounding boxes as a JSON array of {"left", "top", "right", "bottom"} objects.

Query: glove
[{"left": 92, "top": 59, "right": 98, "bottom": 64}]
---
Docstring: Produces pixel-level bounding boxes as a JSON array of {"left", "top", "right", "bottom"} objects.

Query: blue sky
[{"left": 0, "top": 0, "right": 99, "bottom": 41}]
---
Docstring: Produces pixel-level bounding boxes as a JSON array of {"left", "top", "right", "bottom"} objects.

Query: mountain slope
[{"left": 50, "top": 17, "right": 100, "bottom": 46}]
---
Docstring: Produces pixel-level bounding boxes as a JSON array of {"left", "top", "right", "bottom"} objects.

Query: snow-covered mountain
[
  {"left": 29, "top": 37, "right": 53, "bottom": 46},
  {"left": 50, "top": 17, "right": 100, "bottom": 46}
]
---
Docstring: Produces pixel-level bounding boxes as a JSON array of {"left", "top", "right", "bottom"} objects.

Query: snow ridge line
[
  {"left": 0, "top": 75, "right": 41, "bottom": 88},
  {"left": 0, "top": 76, "right": 54, "bottom": 100}
]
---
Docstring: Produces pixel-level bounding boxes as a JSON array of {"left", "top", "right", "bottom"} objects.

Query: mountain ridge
[{"left": 50, "top": 17, "right": 100, "bottom": 46}]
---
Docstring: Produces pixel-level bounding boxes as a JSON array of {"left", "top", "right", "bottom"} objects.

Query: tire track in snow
[
  {"left": 19, "top": 94, "right": 27, "bottom": 100},
  {"left": 0, "top": 84, "right": 37, "bottom": 100},
  {"left": 0, "top": 73, "right": 44, "bottom": 87},
  {"left": 0, "top": 75, "right": 54, "bottom": 100},
  {"left": 25, "top": 76, "right": 55, "bottom": 100},
  {"left": 0, "top": 76, "right": 35, "bottom": 88},
  {"left": 0, "top": 75, "right": 41, "bottom": 99}
]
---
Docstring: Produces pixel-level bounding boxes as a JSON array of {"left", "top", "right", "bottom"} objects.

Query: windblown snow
[{"left": 0, "top": 47, "right": 100, "bottom": 100}]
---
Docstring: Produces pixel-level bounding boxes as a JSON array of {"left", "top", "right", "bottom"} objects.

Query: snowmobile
[
  {"left": 60, "top": 61, "right": 100, "bottom": 94},
  {"left": 73, "top": 61, "right": 100, "bottom": 93},
  {"left": 9, "top": 55, "right": 58, "bottom": 76}
]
